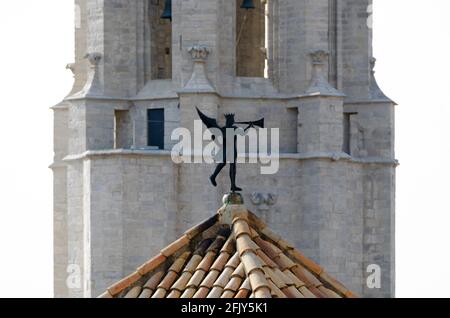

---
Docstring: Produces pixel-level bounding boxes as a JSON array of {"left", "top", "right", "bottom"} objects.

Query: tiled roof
[{"left": 99, "top": 197, "right": 357, "bottom": 299}]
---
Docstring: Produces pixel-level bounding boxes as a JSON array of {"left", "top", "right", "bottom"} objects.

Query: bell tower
[{"left": 53, "top": 0, "right": 396, "bottom": 298}]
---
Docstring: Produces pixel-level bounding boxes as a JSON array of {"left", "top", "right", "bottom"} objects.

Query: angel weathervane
[{"left": 196, "top": 107, "right": 264, "bottom": 192}]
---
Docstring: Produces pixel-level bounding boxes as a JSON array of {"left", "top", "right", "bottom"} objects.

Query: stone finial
[
  {"left": 181, "top": 45, "right": 216, "bottom": 93},
  {"left": 219, "top": 193, "right": 247, "bottom": 226},
  {"left": 69, "top": 52, "right": 103, "bottom": 98},
  {"left": 310, "top": 50, "right": 329, "bottom": 65},
  {"left": 370, "top": 57, "right": 377, "bottom": 74},
  {"left": 222, "top": 192, "right": 245, "bottom": 205},
  {"left": 306, "top": 50, "right": 343, "bottom": 97},
  {"left": 66, "top": 63, "right": 76, "bottom": 75},
  {"left": 84, "top": 52, "right": 102, "bottom": 67},
  {"left": 188, "top": 45, "right": 210, "bottom": 62},
  {"left": 369, "top": 56, "right": 392, "bottom": 102}
]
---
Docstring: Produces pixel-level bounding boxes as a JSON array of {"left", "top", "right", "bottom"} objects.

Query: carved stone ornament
[
  {"left": 181, "top": 45, "right": 216, "bottom": 93},
  {"left": 250, "top": 192, "right": 277, "bottom": 211},
  {"left": 188, "top": 45, "right": 210, "bottom": 62},
  {"left": 369, "top": 57, "right": 392, "bottom": 102},
  {"left": 69, "top": 52, "right": 103, "bottom": 98},
  {"left": 84, "top": 52, "right": 102, "bottom": 67},
  {"left": 305, "top": 50, "right": 343, "bottom": 97},
  {"left": 310, "top": 50, "right": 329, "bottom": 65},
  {"left": 66, "top": 63, "right": 76, "bottom": 75}
]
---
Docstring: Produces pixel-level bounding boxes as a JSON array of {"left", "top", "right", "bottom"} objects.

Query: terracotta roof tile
[
  {"left": 98, "top": 291, "right": 113, "bottom": 298},
  {"left": 124, "top": 286, "right": 142, "bottom": 298},
  {"left": 234, "top": 278, "right": 251, "bottom": 299},
  {"left": 318, "top": 286, "right": 342, "bottom": 298},
  {"left": 240, "top": 252, "right": 264, "bottom": 276},
  {"left": 169, "top": 252, "right": 191, "bottom": 273},
  {"left": 193, "top": 239, "right": 214, "bottom": 257},
  {"left": 166, "top": 290, "right": 182, "bottom": 298},
  {"left": 282, "top": 269, "right": 306, "bottom": 288},
  {"left": 231, "top": 263, "right": 245, "bottom": 278},
  {"left": 183, "top": 255, "right": 203, "bottom": 273},
  {"left": 107, "top": 271, "right": 141, "bottom": 296},
  {"left": 137, "top": 254, "right": 167, "bottom": 276},
  {"left": 233, "top": 219, "right": 251, "bottom": 239},
  {"left": 151, "top": 288, "right": 168, "bottom": 299},
  {"left": 319, "top": 271, "right": 350, "bottom": 297},
  {"left": 138, "top": 288, "right": 153, "bottom": 298},
  {"left": 225, "top": 252, "right": 241, "bottom": 270},
  {"left": 157, "top": 271, "right": 179, "bottom": 291},
  {"left": 263, "top": 267, "right": 287, "bottom": 290},
  {"left": 299, "top": 285, "right": 317, "bottom": 298},
  {"left": 219, "top": 235, "right": 235, "bottom": 255},
  {"left": 214, "top": 267, "right": 234, "bottom": 288},
  {"left": 289, "top": 249, "right": 323, "bottom": 276},
  {"left": 345, "top": 290, "right": 359, "bottom": 298},
  {"left": 161, "top": 235, "right": 190, "bottom": 257},
  {"left": 268, "top": 280, "right": 287, "bottom": 298},
  {"left": 193, "top": 287, "right": 210, "bottom": 298},
  {"left": 206, "top": 230, "right": 229, "bottom": 252},
  {"left": 207, "top": 286, "right": 224, "bottom": 298},
  {"left": 254, "top": 286, "right": 272, "bottom": 298},
  {"left": 275, "top": 253, "right": 297, "bottom": 271},
  {"left": 180, "top": 288, "right": 196, "bottom": 298},
  {"left": 187, "top": 270, "right": 206, "bottom": 288},
  {"left": 224, "top": 276, "right": 243, "bottom": 293},
  {"left": 210, "top": 253, "right": 231, "bottom": 271},
  {"left": 197, "top": 252, "right": 216, "bottom": 272},
  {"left": 254, "top": 237, "right": 280, "bottom": 259},
  {"left": 184, "top": 214, "right": 219, "bottom": 240},
  {"left": 293, "top": 264, "right": 323, "bottom": 287},
  {"left": 143, "top": 270, "right": 165, "bottom": 291},
  {"left": 100, "top": 202, "right": 356, "bottom": 299},
  {"left": 249, "top": 227, "right": 260, "bottom": 239},
  {"left": 259, "top": 227, "right": 282, "bottom": 245},
  {"left": 255, "top": 248, "right": 278, "bottom": 268},
  {"left": 235, "top": 289, "right": 250, "bottom": 298},
  {"left": 283, "top": 285, "right": 305, "bottom": 298},
  {"left": 200, "top": 270, "right": 220, "bottom": 289},
  {"left": 221, "top": 290, "right": 237, "bottom": 298},
  {"left": 171, "top": 271, "right": 192, "bottom": 291},
  {"left": 239, "top": 278, "right": 251, "bottom": 291},
  {"left": 236, "top": 235, "right": 260, "bottom": 256}
]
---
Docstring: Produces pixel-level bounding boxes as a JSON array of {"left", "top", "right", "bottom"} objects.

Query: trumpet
[{"left": 235, "top": 118, "right": 265, "bottom": 128}]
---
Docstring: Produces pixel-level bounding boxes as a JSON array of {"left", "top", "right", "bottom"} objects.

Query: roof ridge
[{"left": 226, "top": 207, "right": 272, "bottom": 298}]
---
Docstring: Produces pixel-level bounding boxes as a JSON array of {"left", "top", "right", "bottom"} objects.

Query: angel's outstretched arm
[{"left": 244, "top": 123, "right": 254, "bottom": 132}]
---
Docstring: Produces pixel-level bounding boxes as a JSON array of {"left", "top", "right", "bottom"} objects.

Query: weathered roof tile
[{"left": 99, "top": 203, "right": 356, "bottom": 299}]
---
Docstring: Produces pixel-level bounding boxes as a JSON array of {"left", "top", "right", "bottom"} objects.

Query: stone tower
[{"left": 52, "top": 0, "right": 396, "bottom": 298}]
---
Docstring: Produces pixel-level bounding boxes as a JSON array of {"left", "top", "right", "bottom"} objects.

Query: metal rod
[{"left": 236, "top": 12, "right": 248, "bottom": 46}]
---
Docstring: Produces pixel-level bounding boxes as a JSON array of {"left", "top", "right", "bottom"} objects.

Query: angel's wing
[{"left": 196, "top": 107, "right": 220, "bottom": 129}]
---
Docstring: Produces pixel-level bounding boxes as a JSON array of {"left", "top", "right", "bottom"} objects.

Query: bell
[
  {"left": 161, "top": 0, "right": 172, "bottom": 21},
  {"left": 240, "top": 0, "right": 256, "bottom": 10}
]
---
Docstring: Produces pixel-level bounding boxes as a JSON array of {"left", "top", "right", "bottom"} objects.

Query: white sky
[{"left": 0, "top": 0, "right": 449, "bottom": 298}]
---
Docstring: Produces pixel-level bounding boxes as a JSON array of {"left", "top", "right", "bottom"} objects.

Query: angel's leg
[
  {"left": 210, "top": 163, "right": 226, "bottom": 187},
  {"left": 230, "top": 163, "right": 242, "bottom": 192}
]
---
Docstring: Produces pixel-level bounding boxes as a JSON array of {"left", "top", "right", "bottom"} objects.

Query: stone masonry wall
[
  {"left": 53, "top": 0, "right": 395, "bottom": 298},
  {"left": 65, "top": 152, "right": 394, "bottom": 297}
]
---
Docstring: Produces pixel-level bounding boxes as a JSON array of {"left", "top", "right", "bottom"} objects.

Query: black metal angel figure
[{"left": 196, "top": 107, "right": 264, "bottom": 192}]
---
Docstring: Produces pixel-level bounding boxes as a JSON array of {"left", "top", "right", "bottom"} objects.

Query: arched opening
[
  {"left": 149, "top": 0, "right": 172, "bottom": 80},
  {"left": 236, "top": 0, "right": 269, "bottom": 78}
]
